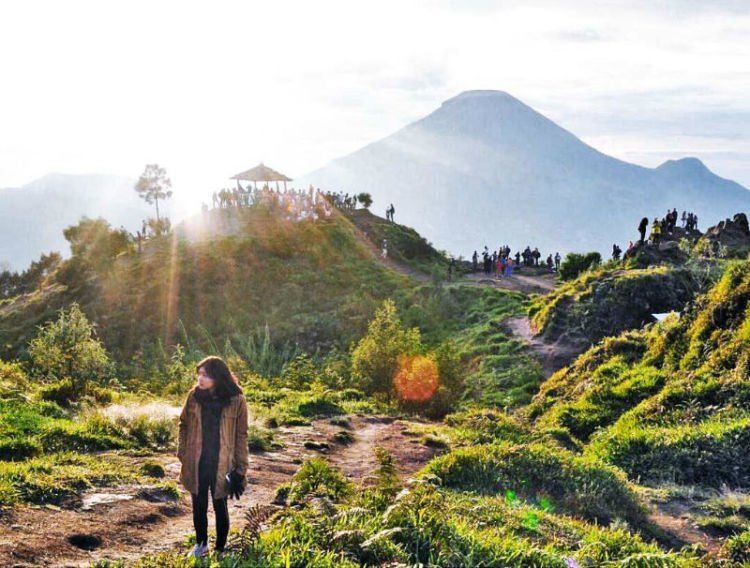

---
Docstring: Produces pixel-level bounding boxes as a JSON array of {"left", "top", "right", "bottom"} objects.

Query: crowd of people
[
  {"left": 211, "top": 185, "right": 331, "bottom": 221},
  {"left": 636, "top": 208, "right": 700, "bottom": 246},
  {"left": 470, "top": 245, "right": 562, "bottom": 278},
  {"left": 208, "top": 185, "right": 380, "bottom": 222}
]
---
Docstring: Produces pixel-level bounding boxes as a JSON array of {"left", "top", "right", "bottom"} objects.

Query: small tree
[
  {"left": 357, "top": 192, "right": 373, "bottom": 210},
  {"left": 63, "top": 217, "right": 132, "bottom": 271},
  {"left": 29, "top": 303, "right": 112, "bottom": 396},
  {"left": 559, "top": 252, "right": 601, "bottom": 281},
  {"left": 351, "top": 299, "right": 421, "bottom": 397},
  {"left": 135, "top": 164, "right": 172, "bottom": 224}
]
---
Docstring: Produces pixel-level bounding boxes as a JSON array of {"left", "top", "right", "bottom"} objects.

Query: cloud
[
  {"left": 0, "top": 0, "right": 749, "bottom": 204},
  {"left": 553, "top": 28, "right": 607, "bottom": 42}
]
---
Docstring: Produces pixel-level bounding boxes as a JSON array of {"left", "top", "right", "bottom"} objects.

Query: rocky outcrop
[{"left": 704, "top": 213, "right": 750, "bottom": 249}]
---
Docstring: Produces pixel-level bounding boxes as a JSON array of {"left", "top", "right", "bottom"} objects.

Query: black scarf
[{"left": 194, "top": 388, "right": 226, "bottom": 478}]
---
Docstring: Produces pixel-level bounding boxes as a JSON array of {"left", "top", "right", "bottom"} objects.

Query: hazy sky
[{"left": 1, "top": 0, "right": 749, "bottom": 215}]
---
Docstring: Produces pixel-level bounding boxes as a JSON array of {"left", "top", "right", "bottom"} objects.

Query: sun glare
[{"left": 393, "top": 354, "right": 440, "bottom": 402}]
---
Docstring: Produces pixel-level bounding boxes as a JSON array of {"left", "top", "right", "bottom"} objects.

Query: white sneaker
[{"left": 187, "top": 542, "right": 209, "bottom": 558}]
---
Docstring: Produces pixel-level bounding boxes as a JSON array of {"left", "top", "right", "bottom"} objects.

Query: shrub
[
  {"left": 289, "top": 458, "right": 353, "bottom": 503},
  {"left": 28, "top": 303, "right": 113, "bottom": 399},
  {"left": 723, "top": 530, "right": 750, "bottom": 564},
  {"left": 588, "top": 415, "right": 750, "bottom": 486},
  {"left": 332, "top": 431, "right": 354, "bottom": 445},
  {"left": 38, "top": 379, "right": 78, "bottom": 407},
  {"left": 357, "top": 192, "right": 373, "bottom": 209},
  {"left": 0, "top": 438, "right": 42, "bottom": 461},
  {"left": 445, "top": 408, "right": 530, "bottom": 444},
  {"left": 140, "top": 461, "right": 165, "bottom": 478},
  {"left": 247, "top": 424, "right": 281, "bottom": 452},
  {"left": 423, "top": 443, "right": 644, "bottom": 524},
  {"left": 280, "top": 354, "right": 318, "bottom": 389},
  {"left": 559, "top": 252, "right": 601, "bottom": 281},
  {"left": 294, "top": 394, "right": 345, "bottom": 418},
  {"left": 0, "top": 360, "right": 29, "bottom": 398},
  {"left": 38, "top": 422, "right": 131, "bottom": 452},
  {"left": 351, "top": 299, "right": 422, "bottom": 397}
]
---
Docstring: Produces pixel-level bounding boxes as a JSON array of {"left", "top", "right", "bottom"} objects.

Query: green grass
[
  {"left": 398, "top": 285, "right": 543, "bottom": 408},
  {"left": 0, "top": 451, "right": 136, "bottom": 505},
  {"left": 422, "top": 442, "right": 645, "bottom": 525},
  {"left": 588, "top": 415, "right": 750, "bottom": 487},
  {"left": 529, "top": 265, "right": 704, "bottom": 347}
]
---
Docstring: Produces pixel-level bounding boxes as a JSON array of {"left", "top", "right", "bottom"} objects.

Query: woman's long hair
[{"left": 196, "top": 356, "right": 242, "bottom": 400}]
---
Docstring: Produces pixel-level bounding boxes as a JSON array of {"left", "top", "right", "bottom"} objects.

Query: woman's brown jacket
[{"left": 176, "top": 387, "right": 249, "bottom": 499}]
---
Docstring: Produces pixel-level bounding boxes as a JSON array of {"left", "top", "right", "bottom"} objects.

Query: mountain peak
[
  {"left": 657, "top": 157, "right": 709, "bottom": 174},
  {"left": 442, "top": 90, "right": 522, "bottom": 107}
]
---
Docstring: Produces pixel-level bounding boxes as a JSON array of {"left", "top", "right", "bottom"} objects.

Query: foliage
[
  {"left": 28, "top": 303, "right": 113, "bottom": 398},
  {"left": 288, "top": 458, "right": 353, "bottom": 503},
  {"left": 134, "top": 164, "right": 172, "bottom": 224},
  {"left": 559, "top": 251, "right": 601, "bottom": 281},
  {"left": 588, "top": 416, "right": 750, "bottom": 486},
  {"left": 423, "top": 442, "right": 644, "bottom": 525},
  {"left": 351, "top": 299, "right": 422, "bottom": 398},
  {"left": 356, "top": 192, "right": 373, "bottom": 209},
  {"left": 0, "top": 451, "right": 135, "bottom": 506},
  {"left": 529, "top": 265, "right": 703, "bottom": 346},
  {"left": 0, "top": 252, "right": 62, "bottom": 299}
]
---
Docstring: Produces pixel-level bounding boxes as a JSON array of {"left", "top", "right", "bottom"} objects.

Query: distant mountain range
[
  {"left": 299, "top": 90, "right": 750, "bottom": 258},
  {"left": 4, "top": 90, "right": 750, "bottom": 269},
  {"left": 0, "top": 173, "right": 171, "bottom": 271}
]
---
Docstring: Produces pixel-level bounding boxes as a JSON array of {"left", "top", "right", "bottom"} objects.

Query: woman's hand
[{"left": 227, "top": 470, "right": 246, "bottom": 499}]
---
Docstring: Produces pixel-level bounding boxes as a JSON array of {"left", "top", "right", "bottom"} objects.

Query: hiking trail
[{"left": 0, "top": 415, "right": 440, "bottom": 567}]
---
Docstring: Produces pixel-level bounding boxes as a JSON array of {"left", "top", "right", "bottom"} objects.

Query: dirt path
[
  {"left": 645, "top": 496, "right": 727, "bottom": 556},
  {"left": 0, "top": 415, "right": 440, "bottom": 567},
  {"left": 348, "top": 213, "right": 559, "bottom": 295},
  {"left": 503, "top": 316, "right": 583, "bottom": 377},
  {"left": 462, "top": 271, "right": 556, "bottom": 295}
]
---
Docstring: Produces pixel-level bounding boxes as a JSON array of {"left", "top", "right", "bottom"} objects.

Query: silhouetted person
[
  {"left": 554, "top": 252, "right": 561, "bottom": 271},
  {"left": 638, "top": 217, "right": 648, "bottom": 244},
  {"left": 472, "top": 251, "right": 479, "bottom": 272},
  {"left": 612, "top": 243, "right": 621, "bottom": 261}
]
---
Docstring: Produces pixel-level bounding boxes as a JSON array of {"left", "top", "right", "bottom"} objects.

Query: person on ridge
[
  {"left": 650, "top": 217, "right": 662, "bottom": 245},
  {"left": 638, "top": 217, "right": 649, "bottom": 244}
]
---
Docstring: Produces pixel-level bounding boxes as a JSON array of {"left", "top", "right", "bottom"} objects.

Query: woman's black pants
[{"left": 192, "top": 466, "right": 229, "bottom": 551}]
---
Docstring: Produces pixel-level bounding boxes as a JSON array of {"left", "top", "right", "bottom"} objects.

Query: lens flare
[{"left": 393, "top": 354, "right": 439, "bottom": 402}]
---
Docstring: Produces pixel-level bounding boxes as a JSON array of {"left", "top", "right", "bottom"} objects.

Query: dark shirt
[{"left": 195, "top": 389, "right": 224, "bottom": 490}]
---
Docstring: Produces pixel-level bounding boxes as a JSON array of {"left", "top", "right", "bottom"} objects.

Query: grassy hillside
[
  {"left": 529, "top": 264, "right": 710, "bottom": 348},
  {"left": 0, "top": 207, "right": 446, "bottom": 371},
  {"left": 528, "top": 260, "right": 750, "bottom": 489},
  {"left": 8, "top": 207, "right": 750, "bottom": 565}
]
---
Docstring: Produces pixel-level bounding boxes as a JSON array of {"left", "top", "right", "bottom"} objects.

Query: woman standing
[{"left": 177, "top": 356, "right": 249, "bottom": 558}]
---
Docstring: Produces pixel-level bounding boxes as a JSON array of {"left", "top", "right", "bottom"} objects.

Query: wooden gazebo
[{"left": 231, "top": 162, "right": 292, "bottom": 190}]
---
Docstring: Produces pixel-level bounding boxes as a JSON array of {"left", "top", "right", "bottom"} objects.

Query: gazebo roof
[{"left": 231, "top": 162, "right": 292, "bottom": 182}]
